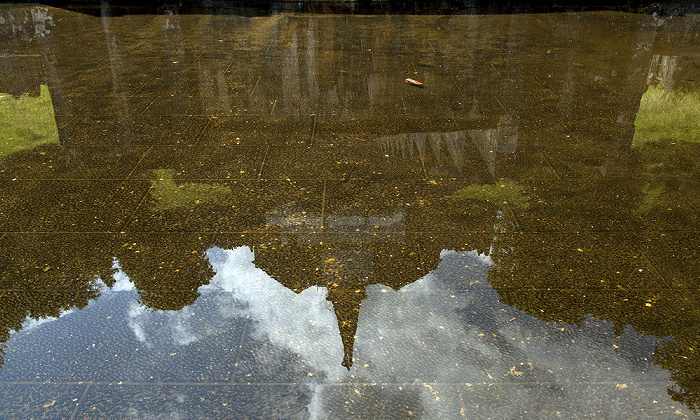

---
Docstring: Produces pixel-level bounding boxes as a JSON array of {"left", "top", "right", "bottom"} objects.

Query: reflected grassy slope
[
  {"left": 632, "top": 84, "right": 700, "bottom": 229},
  {"left": 151, "top": 169, "right": 237, "bottom": 210},
  {"left": 0, "top": 85, "right": 58, "bottom": 158},
  {"left": 633, "top": 84, "right": 700, "bottom": 146},
  {"left": 633, "top": 83, "right": 700, "bottom": 176},
  {"left": 445, "top": 180, "right": 529, "bottom": 208}
]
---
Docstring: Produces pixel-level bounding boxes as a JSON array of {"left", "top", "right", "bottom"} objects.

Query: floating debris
[{"left": 405, "top": 78, "right": 425, "bottom": 88}]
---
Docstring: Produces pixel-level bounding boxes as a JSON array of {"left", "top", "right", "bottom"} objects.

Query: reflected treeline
[
  {"left": 488, "top": 229, "right": 700, "bottom": 412},
  {"left": 0, "top": 233, "right": 113, "bottom": 370},
  {"left": 485, "top": 113, "right": 700, "bottom": 412}
]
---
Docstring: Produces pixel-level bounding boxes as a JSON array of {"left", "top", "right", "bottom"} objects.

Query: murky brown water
[{"left": 0, "top": 4, "right": 699, "bottom": 418}]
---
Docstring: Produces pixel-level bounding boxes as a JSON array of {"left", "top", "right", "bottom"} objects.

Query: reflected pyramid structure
[
  {"left": 1, "top": 5, "right": 517, "bottom": 368},
  {"left": 240, "top": 179, "right": 498, "bottom": 369},
  {"left": 225, "top": 122, "right": 510, "bottom": 369}
]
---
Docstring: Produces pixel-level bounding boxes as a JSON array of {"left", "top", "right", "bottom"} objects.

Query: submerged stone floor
[{"left": 0, "top": 4, "right": 699, "bottom": 419}]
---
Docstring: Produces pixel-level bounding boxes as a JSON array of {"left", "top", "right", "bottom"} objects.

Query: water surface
[{"left": 0, "top": 5, "right": 699, "bottom": 419}]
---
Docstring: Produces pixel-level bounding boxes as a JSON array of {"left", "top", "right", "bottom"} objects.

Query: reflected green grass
[
  {"left": 632, "top": 84, "right": 700, "bottom": 223},
  {"left": 446, "top": 181, "right": 529, "bottom": 208},
  {"left": 633, "top": 84, "right": 700, "bottom": 146},
  {"left": 151, "top": 169, "right": 236, "bottom": 210},
  {"left": 0, "top": 85, "right": 59, "bottom": 158}
]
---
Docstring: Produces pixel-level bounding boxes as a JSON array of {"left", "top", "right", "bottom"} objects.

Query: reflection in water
[
  {"left": 205, "top": 246, "right": 344, "bottom": 376},
  {"left": 0, "top": 5, "right": 699, "bottom": 417},
  {"left": 1, "top": 247, "right": 685, "bottom": 418},
  {"left": 0, "top": 85, "right": 58, "bottom": 157},
  {"left": 377, "top": 116, "right": 518, "bottom": 177},
  {"left": 634, "top": 83, "right": 700, "bottom": 149},
  {"left": 260, "top": 199, "right": 488, "bottom": 370}
]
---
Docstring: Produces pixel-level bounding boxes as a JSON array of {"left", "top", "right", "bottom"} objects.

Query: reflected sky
[{"left": 0, "top": 245, "right": 685, "bottom": 418}]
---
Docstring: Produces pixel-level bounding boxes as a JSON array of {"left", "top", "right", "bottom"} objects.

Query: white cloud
[
  {"left": 110, "top": 268, "right": 136, "bottom": 292},
  {"left": 19, "top": 310, "right": 75, "bottom": 333},
  {"left": 205, "top": 246, "right": 345, "bottom": 380}
]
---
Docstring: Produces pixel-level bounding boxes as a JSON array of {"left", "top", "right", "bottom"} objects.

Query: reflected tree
[
  {"left": 0, "top": 232, "right": 117, "bottom": 368},
  {"left": 116, "top": 234, "right": 215, "bottom": 311},
  {"left": 485, "top": 152, "right": 700, "bottom": 414},
  {"left": 655, "top": 337, "right": 700, "bottom": 413}
]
